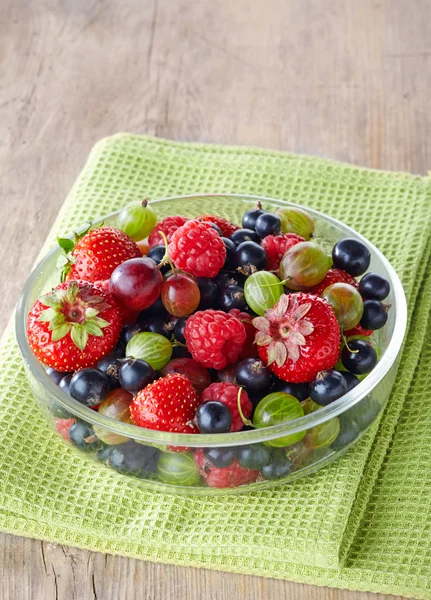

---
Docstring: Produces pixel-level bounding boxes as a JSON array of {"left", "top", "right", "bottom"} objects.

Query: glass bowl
[{"left": 15, "top": 194, "right": 407, "bottom": 495}]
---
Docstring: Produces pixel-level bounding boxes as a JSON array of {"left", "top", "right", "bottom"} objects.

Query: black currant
[
  {"left": 46, "top": 367, "right": 67, "bottom": 385},
  {"left": 147, "top": 245, "right": 170, "bottom": 273},
  {"left": 215, "top": 270, "right": 246, "bottom": 290},
  {"left": 138, "top": 296, "right": 168, "bottom": 320},
  {"left": 309, "top": 370, "right": 348, "bottom": 406},
  {"left": 359, "top": 272, "right": 390, "bottom": 300},
  {"left": 235, "top": 358, "right": 274, "bottom": 394},
  {"left": 59, "top": 374, "right": 73, "bottom": 395},
  {"left": 196, "top": 277, "right": 218, "bottom": 310},
  {"left": 341, "top": 339, "right": 377, "bottom": 374},
  {"left": 119, "top": 323, "right": 144, "bottom": 347},
  {"left": 204, "top": 447, "right": 235, "bottom": 467},
  {"left": 69, "top": 368, "right": 110, "bottom": 407},
  {"left": 340, "top": 371, "right": 360, "bottom": 392},
  {"left": 332, "top": 238, "right": 371, "bottom": 276},
  {"left": 217, "top": 284, "right": 247, "bottom": 312},
  {"left": 171, "top": 346, "right": 192, "bottom": 359},
  {"left": 97, "top": 350, "right": 123, "bottom": 388},
  {"left": 230, "top": 228, "right": 261, "bottom": 245},
  {"left": 261, "top": 450, "right": 293, "bottom": 480},
  {"left": 221, "top": 237, "right": 237, "bottom": 270},
  {"left": 272, "top": 380, "right": 309, "bottom": 401},
  {"left": 242, "top": 205, "right": 266, "bottom": 231},
  {"left": 69, "top": 421, "right": 101, "bottom": 452},
  {"left": 234, "top": 241, "right": 267, "bottom": 272},
  {"left": 237, "top": 444, "right": 271, "bottom": 470},
  {"left": 206, "top": 222, "right": 223, "bottom": 235},
  {"left": 143, "top": 318, "right": 174, "bottom": 339},
  {"left": 196, "top": 401, "right": 232, "bottom": 433},
  {"left": 360, "top": 299, "right": 388, "bottom": 330},
  {"left": 173, "top": 317, "right": 188, "bottom": 344},
  {"left": 255, "top": 212, "right": 281, "bottom": 238},
  {"left": 118, "top": 358, "right": 155, "bottom": 393}
]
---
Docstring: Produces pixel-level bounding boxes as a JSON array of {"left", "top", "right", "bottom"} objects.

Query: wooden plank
[{"left": 1, "top": 0, "right": 428, "bottom": 597}]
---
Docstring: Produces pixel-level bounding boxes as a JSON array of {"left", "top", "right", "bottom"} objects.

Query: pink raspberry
[
  {"left": 198, "top": 214, "right": 240, "bottom": 238},
  {"left": 184, "top": 310, "right": 246, "bottom": 369},
  {"left": 228, "top": 308, "right": 258, "bottom": 359},
  {"left": 169, "top": 220, "right": 226, "bottom": 278},
  {"left": 195, "top": 449, "right": 258, "bottom": 488},
  {"left": 261, "top": 233, "right": 305, "bottom": 271},
  {"left": 148, "top": 215, "right": 189, "bottom": 248},
  {"left": 201, "top": 382, "right": 252, "bottom": 432}
]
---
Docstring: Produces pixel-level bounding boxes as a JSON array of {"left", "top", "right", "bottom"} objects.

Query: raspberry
[
  {"left": 184, "top": 310, "right": 246, "bottom": 369},
  {"left": 194, "top": 449, "right": 258, "bottom": 488},
  {"left": 198, "top": 214, "right": 240, "bottom": 238},
  {"left": 148, "top": 215, "right": 189, "bottom": 248},
  {"left": 201, "top": 382, "right": 252, "bottom": 431},
  {"left": 261, "top": 233, "right": 305, "bottom": 271},
  {"left": 308, "top": 268, "right": 358, "bottom": 296},
  {"left": 228, "top": 308, "right": 258, "bottom": 359},
  {"left": 169, "top": 220, "right": 226, "bottom": 278}
]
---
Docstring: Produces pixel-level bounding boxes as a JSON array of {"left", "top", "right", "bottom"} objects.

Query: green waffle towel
[{"left": 1, "top": 134, "right": 431, "bottom": 599}]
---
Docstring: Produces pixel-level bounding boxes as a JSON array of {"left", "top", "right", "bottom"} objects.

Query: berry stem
[
  {"left": 341, "top": 329, "right": 359, "bottom": 353},
  {"left": 157, "top": 230, "right": 176, "bottom": 274},
  {"left": 255, "top": 200, "right": 262, "bottom": 210},
  {"left": 237, "top": 387, "right": 254, "bottom": 427},
  {"left": 141, "top": 199, "right": 148, "bottom": 208}
]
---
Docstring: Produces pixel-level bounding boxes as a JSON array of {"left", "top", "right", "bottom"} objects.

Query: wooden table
[{"left": 1, "top": 0, "right": 429, "bottom": 598}]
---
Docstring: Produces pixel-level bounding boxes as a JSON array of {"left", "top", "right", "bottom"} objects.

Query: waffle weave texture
[{"left": 1, "top": 134, "right": 431, "bottom": 598}]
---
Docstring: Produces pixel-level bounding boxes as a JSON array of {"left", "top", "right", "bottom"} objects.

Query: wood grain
[{"left": 1, "top": 0, "right": 428, "bottom": 598}]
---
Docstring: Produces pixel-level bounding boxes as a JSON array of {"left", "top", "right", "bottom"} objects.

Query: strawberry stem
[{"left": 237, "top": 387, "right": 254, "bottom": 428}]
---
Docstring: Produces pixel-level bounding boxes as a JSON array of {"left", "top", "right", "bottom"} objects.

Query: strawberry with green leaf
[
  {"left": 27, "top": 280, "right": 122, "bottom": 372},
  {"left": 57, "top": 225, "right": 141, "bottom": 283}
]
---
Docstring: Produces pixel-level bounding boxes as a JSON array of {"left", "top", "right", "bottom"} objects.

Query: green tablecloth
[{"left": 1, "top": 135, "right": 430, "bottom": 598}]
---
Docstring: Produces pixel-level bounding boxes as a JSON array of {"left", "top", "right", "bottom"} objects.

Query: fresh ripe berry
[
  {"left": 173, "top": 317, "right": 188, "bottom": 343},
  {"left": 228, "top": 308, "right": 258, "bottom": 359},
  {"left": 59, "top": 374, "right": 73, "bottom": 395},
  {"left": 126, "top": 332, "right": 172, "bottom": 370},
  {"left": 196, "top": 401, "right": 232, "bottom": 433},
  {"left": 204, "top": 447, "right": 236, "bottom": 468},
  {"left": 341, "top": 339, "right": 377, "bottom": 374},
  {"left": 117, "top": 199, "right": 157, "bottom": 241},
  {"left": 55, "top": 418, "right": 76, "bottom": 442},
  {"left": 215, "top": 270, "right": 246, "bottom": 290},
  {"left": 171, "top": 346, "right": 192, "bottom": 359},
  {"left": 217, "top": 284, "right": 247, "bottom": 312},
  {"left": 344, "top": 322, "right": 373, "bottom": 337},
  {"left": 138, "top": 296, "right": 168, "bottom": 320},
  {"left": 101, "top": 441, "right": 160, "bottom": 475},
  {"left": 147, "top": 245, "right": 170, "bottom": 273},
  {"left": 119, "top": 322, "right": 144, "bottom": 347},
  {"left": 255, "top": 213, "right": 281, "bottom": 238},
  {"left": 340, "top": 371, "right": 360, "bottom": 392},
  {"left": 230, "top": 228, "right": 260, "bottom": 245},
  {"left": 235, "top": 358, "right": 274, "bottom": 394},
  {"left": 234, "top": 241, "right": 267, "bottom": 273},
  {"left": 205, "top": 222, "right": 223, "bottom": 235},
  {"left": 254, "top": 293, "right": 340, "bottom": 383},
  {"left": 69, "top": 421, "right": 101, "bottom": 452},
  {"left": 242, "top": 203, "right": 266, "bottom": 231},
  {"left": 109, "top": 257, "right": 163, "bottom": 311},
  {"left": 308, "top": 369, "right": 348, "bottom": 406},
  {"left": 276, "top": 206, "right": 315, "bottom": 240},
  {"left": 279, "top": 241, "right": 329, "bottom": 289},
  {"left": 194, "top": 449, "right": 258, "bottom": 488},
  {"left": 261, "top": 450, "right": 293, "bottom": 480},
  {"left": 332, "top": 238, "right": 371, "bottom": 277},
  {"left": 46, "top": 367, "right": 66, "bottom": 385},
  {"left": 360, "top": 299, "right": 388, "bottom": 330},
  {"left": 61, "top": 226, "right": 141, "bottom": 283},
  {"left": 161, "top": 273, "right": 200, "bottom": 317},
  {"left": 322, "top": 283, "right": 364, "bottom": 330},
  {"left": 201, "top": 381, "right": 252, "bottom": 432},
  {"left": 130, "top": 373, "right": 200, "bottom": 433},
  {"left": 27, "top": 281, "right": 122, "bottom": 372},
  {"left": 272, "top": 380, "right": 309, "bottom": 401},
  {"left": 161, "top": 358, "right": 211, "bottom": 393},
  {"left": 69, "top": 368, "right": 110, "bottom": 407},
  {"left": 143, "top": 317, "right": 174, "bottom": 339},
  {"left": 184, "top": 310, "right": 246, "bottom": 369},
  {"left": 261, "top": 233, "right": 305, "bottom": 271},
  {"left": 95, "top": 388, "right": 134, "bottom": 444},
  {"left": 236, "top": 444, "right": 271, "bottom": 470},
  {"left": 198, "top": 214, "right": 240, "bottom": 238},
  {"left": 253, "top": 392, "right": 305, "bottom": 447},
  {"left": 148, "top": 215, "right": 189, "bottom": 247},
  {"left": 168, "top": 220, "right": 226, "bottom": 278},
  {"left": 118, "top": 358, "right": 155, "bottom": 393},
  {"left": 216, "top": 365, "right": 238, "bottom": 384},
  {"left": 221, "top": 237, "right": 237, "bottom": 270},
  {"left": 157, "top": 452, "right": 200, "bottom": 485},
  {"left": 195, "top": 277, "right": 218, "bottom": 310},
  {"left": 359, "top": 272, "right": 390, "bottom": 300},
  {"left": 96, "top": 349, "right": 123, "bottom": 388},
  {"left": 244, "top": 271, "right": 284, "bottom": 316},
  {"left": 308, "top": 268, "right": 359, "bottom": 297}
]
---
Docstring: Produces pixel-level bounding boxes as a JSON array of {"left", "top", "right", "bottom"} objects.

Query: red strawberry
[
  {"left": 308, "top": 268, "right": 358, "bottom": 297},
  {"left": 148, "top": 215, "right": 189, "bottom": 248},
  {"left": 198, "top": 214, "right": 240, "bottom": 238},
  {"left": 228, "top": 308, "right": 258, "bottom": 359},
  {"left": 194, "top": 449, "right": 258, "bottom": 488},
  {"left": 27, "top": 280, "right": 122, "bottom": 372},
  {"left": 169, "top": 220, "right": 226, "bottom": 278},
  {"left": 261, "top": 233, "right": 305, "bottom": 271},
  {"left": 130, "top": 374, "right": 200, "bottom": 433},
  {"left": 55, "top": 418, "right": 76, "bottom": 442},
  {"left": 254, "top": 293, "right": 340, "bottom": 383},
  {"left": 59, "top": 226, "right": 141, "bottom": 283},
  {"left": 184, "top": 310, "right": 246, "bottom": 369},
  {"left": 201, "top": 382, "right": 252, "bottom": 432}
]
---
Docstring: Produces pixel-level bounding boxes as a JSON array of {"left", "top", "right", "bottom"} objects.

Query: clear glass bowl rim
[{"left": 15, "top": 193, "right": 407, "bottom": 448}]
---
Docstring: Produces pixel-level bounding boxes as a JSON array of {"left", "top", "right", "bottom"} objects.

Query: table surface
[{"left": 1, "top": 0, "right": 429, "bottom": 598}]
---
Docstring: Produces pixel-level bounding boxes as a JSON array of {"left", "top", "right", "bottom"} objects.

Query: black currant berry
[
  {"left": 255, "top": 213, "right": 281, "bottom": 238},
  {"left": 196, "top": 401, "right": 232, "bottom": 433},
  {"left": 309, "top": 370, "right": 348, "bottom": 406},
  {"left": 360, "top": 299, "right": 388, "bottom": 330},
  {"left": 118, "top": 358, "right": 155, "bottom": 393},
  {"left": 332, "top": 238, "right": 371, "bottom": 276},
  {"left": 204, "top": 447, "right": 235, "bottom": 467},
  {"left": 69, "top": 368, "right": 110, "bottom": 407},
  {"left": 235, "top": 358, "right": 274, "bottom": 394},
  {"left": 234, "top": 241, "right": 267, "bottom": 272},
  {"left": 341, "top": 339, "right": 377, "bottom": 374},
  {"left": 359, "top": 272, "right": 390, "bottom": 300},
  {"left": 230, "top": 228, "right": 261, "bottom": 245}
]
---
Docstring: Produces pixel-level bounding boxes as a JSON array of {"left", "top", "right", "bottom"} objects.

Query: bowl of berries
[{"left": 16, "top": 194, "right": 407, "bottom": 494}]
